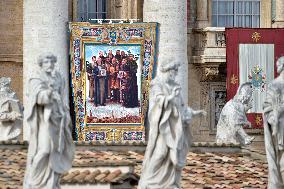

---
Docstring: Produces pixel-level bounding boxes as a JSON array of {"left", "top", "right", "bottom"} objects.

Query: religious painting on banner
[
  {"left": 70, "top": 22, "right": 158, "bottom": 143},
  {"left": 226, "top": 28, "right": 284, "bottom": 129}
]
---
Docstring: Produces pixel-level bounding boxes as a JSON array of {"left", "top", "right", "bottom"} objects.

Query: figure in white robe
[
  {"left": 24, "top": 53, "right": 75, "bottom": 189},
  {"left": 263, "top": 56, "right": 284, "bottom": 189},
  {"left": 138, "top": 60, "right": 206, "bottom": 189},
  {"left": 216, "top": 82, "right": 255, "bottom": 145},
  {"left": 0, "top": 77, "right": 22, "bottom": 141}
]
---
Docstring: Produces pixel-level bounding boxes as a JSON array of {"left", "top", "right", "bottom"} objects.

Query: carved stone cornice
[
  {"left": 190, "top": 27, "right": 226, "bottom": 82},
  {"left": 0, "top": 54, "right": 23, "bottom": 63},
  {"left": 215, "top": 32, "right": 226, "bottom": 47},
  {"left": 193, "top": 63, "right": 226, "bottom": 82},
  {"left": 204, "top": 67, "right": 219, "bottom": 77},
  {"left": 200, "top": 66, "right": 219, "bottom": 82}
]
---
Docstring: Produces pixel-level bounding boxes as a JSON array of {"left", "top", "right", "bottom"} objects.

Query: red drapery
[{"left": 226, "top": 28, "right": 284, "bottom": 129}]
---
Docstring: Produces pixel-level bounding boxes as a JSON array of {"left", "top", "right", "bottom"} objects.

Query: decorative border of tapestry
[
  {"left": 69, "top": 22, "right": 158, "bottom": 143},
  {"left": 226, "top": 28, "right": 284, "bottom": 129}
]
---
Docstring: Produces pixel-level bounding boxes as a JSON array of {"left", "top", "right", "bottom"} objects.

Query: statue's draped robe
[
  {"left": 93, "top": 65, "right": 100, "bottom": 106},
  {"left": 0, "top": 93, "right": 21, "bottom": 140},
  {"left": 216, "top": 99, "right": 251, "bottom": 144},
  {"left": 127, "top": 60, "right": 139, "bottom": 108},
  {"left": 24, "top": 71, "right": 75, "bottom": 189},
  {"left": 263, "top": 80, "right": 284, "bottom": 189},
  {"left": 138, "top": 78, "right": 192, "bottom": 189}
]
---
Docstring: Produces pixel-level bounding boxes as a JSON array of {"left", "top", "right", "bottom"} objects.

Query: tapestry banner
[
  {"left": 226, "top": 28, "right": 284, "bottom": 129},
  {"left": 70, "top": 22, "right": 158, "bottom": 143}
]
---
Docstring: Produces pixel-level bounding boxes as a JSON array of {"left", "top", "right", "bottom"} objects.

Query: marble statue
[
  {"left": 263, "top": 56, "right": 284, "bottom": 189},
  {"left": 216, "top": 82, "right": 255, "bottom": 145},
  {"left": 24, "top": 53, "right": 75, "bottom": 189},
  {"left": 0, "top": 77, "right": 22, "bottom": 141},
  {"left": 138, "top": 60, "right": 206, "bottom": 189}
]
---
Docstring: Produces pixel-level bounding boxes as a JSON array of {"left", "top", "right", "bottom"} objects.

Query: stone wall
[
  {"left": 261, "top": 0, "right": 272, "bottom": 28},
  {"left": 0, "top": 0, "right": 23, "bottom": 101},
  {"left": 272, "top": 0, "right": 284, "bottom": 27}
]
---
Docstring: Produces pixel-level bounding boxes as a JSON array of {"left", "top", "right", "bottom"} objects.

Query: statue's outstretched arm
[
  {"left": 188, "top": 107, "right": 207, "bottom": 116},
  {"left": 37, "top": 90, "right": 52, "bottom": 105},
  {"left": 0, "top": 111, "right": 22, "bottom": 121},
  {"left": 191, "top": 109, "right": 207, "bottom": 117}
]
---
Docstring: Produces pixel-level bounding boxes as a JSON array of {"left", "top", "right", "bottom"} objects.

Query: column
[
  {"left": 273, "top": 0, "right": 284, "bottom": 27},
  {"left": 196, "top": 0, "right": 208, "bottom": 28},
  {"left": 23, "top": 0, "right": 69, "bottom": 140},
  {"left": 143, "top": 0, "right": 188, "bottom": 104}
]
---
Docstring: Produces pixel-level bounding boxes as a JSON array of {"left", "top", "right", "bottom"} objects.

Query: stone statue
[
  {"left": 263, "top": 56, "right": 284, "bottom": 189},
  {"left": 24, "top": 53, "right": 75, "bottom": 189},
  {"left": 0, "top": 77, "right": 22, "bottom": 141},
  {"left": 138, "top": 60, "right": 206, "bottom": 189},
  {"left": 216, "top": 82, "right": 255, "bottom": 145}
]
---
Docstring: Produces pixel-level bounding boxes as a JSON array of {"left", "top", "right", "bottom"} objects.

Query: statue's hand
[
  {"left": 52, "top": 91, "right": 62, "bottom": 102},
  {"left": 174, "top": 86, "right": 181, "bottom": 96},
  {"left": 15, "top": 112, "right": 22, "bottom": 119},
  {"left": 169, "top": 86, "right": 181, "bottom": 101},
  {"left": 37, "top": 89, "right": 52, "bottom": 105},
  {"left": 278, "top": 105, "right": 284, "bottom": 114},
  {"left": 192, "top": 109, "right": 207, "bottom": 117},
  {"left": 268, "top": 116, "right": 276, "bottom": 126},
  {"left": 246, "top": 122, "right": 252, "bottom": 128},
  {"left": 9, "top": 112, "right": 22, "bottom": 121},
  {"left": 200, "top": 110, "right": 207, "bottom": 117}
]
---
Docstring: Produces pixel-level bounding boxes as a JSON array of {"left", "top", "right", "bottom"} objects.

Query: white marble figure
[
  {"left": 0, "top": 77, "right": 22, "bottom": 141},
  {"left": 216, "top": 82, "right": 255, "bottom": 145},
  {"left": 23, "top": 53, "right": 75, "bottom": 189},
  {"left": 263, "top": 56, "right": 284, "bottom": 189},
  {"left": 138, "top": 60, "right": 206, "bottom": 189}
]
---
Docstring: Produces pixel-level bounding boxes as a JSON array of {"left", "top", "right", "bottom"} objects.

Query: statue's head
[
  {"left": 0, "top": 77, "right": 12, "bottom": 93},
  {"left": 276, "top": 56, "right": 284, "bottom": 74},
  {"left": 159, "top": 59, "right": 180, "bottom": 82},
  {"left": 236, "top": 82, "right": 253, "bottom": 108},
  {"left": 37, "top": 53, "right": 57, "bottom": 73}
]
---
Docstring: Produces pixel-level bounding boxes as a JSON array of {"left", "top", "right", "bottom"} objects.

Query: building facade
[
  {"left": 0, "top": 0, "right": 284, "bottom": 147},
  {"left": 188, "top": 0, "right": 283, "bottom": 150}
]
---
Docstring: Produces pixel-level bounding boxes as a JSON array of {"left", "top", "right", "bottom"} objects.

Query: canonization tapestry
[
  {"left": 226, "top": 28, "right": 284, "bottom": 129},
  {"left": 69, "top": 22, "right": 158, "bottom": 143}
]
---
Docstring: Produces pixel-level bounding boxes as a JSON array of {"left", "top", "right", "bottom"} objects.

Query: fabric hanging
[{"left": 239, "top": 44, "right": 274, "bottom": 113}]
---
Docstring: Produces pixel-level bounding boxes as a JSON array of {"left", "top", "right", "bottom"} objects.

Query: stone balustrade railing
[{"left": 191, "top": 27, "right": 226, "bottom": 64}]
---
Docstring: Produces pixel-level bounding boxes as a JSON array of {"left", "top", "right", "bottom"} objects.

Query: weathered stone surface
[
  {"left": 143, "top": 0, "right": 188, "bottom": 104},
  {"left": 138, "top": 59, "right": 206, "bottom": 189},
  {"left": 263, "top": 56, "right": 284, "bottom": 188},
  {"left": 23, "top": 53, "right": 75, "bottom": 189},
  {"left": 216, "top": 83, "right": 255, "bottom": 145},
  {"left": 23, "top": 0, "right": 69, "bottom": 140},
  {"left": 0, "top": 77, "right": 22, "bottom": 141},
  {"left": 0, "top": 0, "right": 23, "bottom": 55},
  {"left": 273, "top": 0, "right": 284, "bottom": 27}
]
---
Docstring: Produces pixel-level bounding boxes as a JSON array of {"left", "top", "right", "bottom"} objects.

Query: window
[
  {"left": 78, "top": 0, "right": 107, "bottom": 21},
  {"left": 212, "top": 0, "right": 260, "bottom": 27}
]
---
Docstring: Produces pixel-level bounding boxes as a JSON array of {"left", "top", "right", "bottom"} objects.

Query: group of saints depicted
[
  {"left": 86, "top": 49, "right": 139, "bottom": 108},
  {"left": 0, "top": 52, "right": 284, "bottom": 188}
]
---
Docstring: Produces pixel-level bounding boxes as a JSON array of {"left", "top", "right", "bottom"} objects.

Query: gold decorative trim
[
  {"left": 230, "top": 74, "right": 238, "bottom": 85},
  {"left": 69, "top": 22, "right": 158, "bottom": 143},
  {"left": 251, "top": 32, "right": 261, "bottom": 42},
  {"left": 255, "top": 115, "right": 262, "bottom": 126}
]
